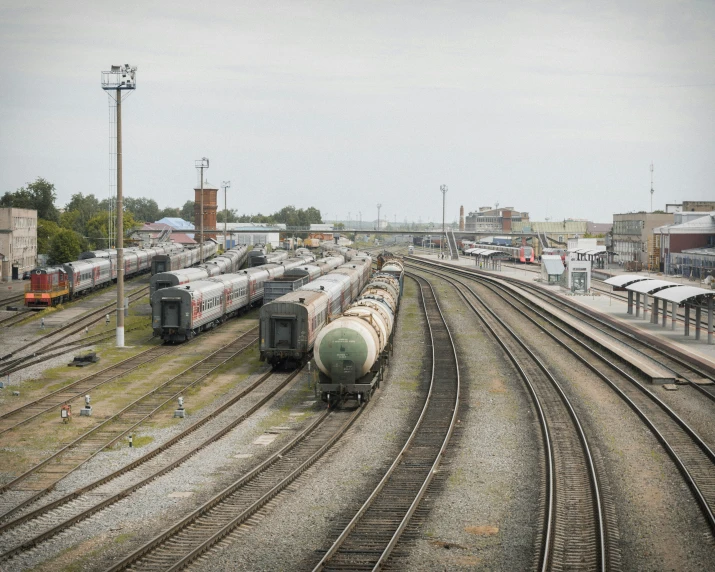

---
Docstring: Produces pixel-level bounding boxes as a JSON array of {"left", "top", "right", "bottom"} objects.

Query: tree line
[{"left": 1, "top": 177, "right": 323, "bottom": 264}]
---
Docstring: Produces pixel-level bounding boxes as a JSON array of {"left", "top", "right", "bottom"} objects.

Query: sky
[{"left": 1, "top": 0, "right": 713, "bottom": 225}]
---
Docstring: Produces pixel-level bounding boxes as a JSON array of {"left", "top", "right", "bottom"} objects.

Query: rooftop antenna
[
  {"left": 650, "top": 162, "right": 655, "bottom": 212},
  {"left": 495, "top": 201, "right": 500, "bottom": 211}
]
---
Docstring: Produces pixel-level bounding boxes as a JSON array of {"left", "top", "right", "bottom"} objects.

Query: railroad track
[
  {"left": 0, "top": 326, "right": 149, "bottom": 379},
  {"left": 407, "top": 264, "right": 609, "bottom": 570},
  {"left": 0, "top": 310, "right": 35, "bottom": 328},
  {"left": 0, "top": 367, "right": 304, "bottom": 562},
  {"left": 312, "top": 273, "right": 461, "bottom": 571},
  {"left": 0, "top": 343, "right": 173, "bottom": 435},
  {"left": 0, "top": 327, "right": 259, "bottom": 520},
  {"left": 104, "top": 406, "right": 361, "bottom": 571},
  {"left": 0, "top": 284, "right": 150, "bottom": 374},
  {"left": 410, "top": 257, "right": 715, "bottom": 401},
  {"left": 415, "top": 258, "right": 715, "bottom": 538},
  {"left": 496, "top": 259, "right": 712, "bottom": 331}
]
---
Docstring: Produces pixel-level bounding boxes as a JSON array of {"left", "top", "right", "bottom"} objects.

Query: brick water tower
[{"left": 194, "top": 180, "right": 218, "bottom": 240}]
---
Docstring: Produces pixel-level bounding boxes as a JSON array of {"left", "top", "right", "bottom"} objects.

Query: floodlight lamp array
[{"left": 101, "top": 64, "right": 138, "bottom": 90}]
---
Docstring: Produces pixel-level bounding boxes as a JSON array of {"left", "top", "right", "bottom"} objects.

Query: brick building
[
  {"left": 464, "top": 206, "right": 529, "bottom": 233},
  {"left": 0, "top": 207, "right": 38, "bottom": 281}
]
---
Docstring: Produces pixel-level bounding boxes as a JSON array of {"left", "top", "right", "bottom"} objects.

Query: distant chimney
[{"left": 459, "top": 205, "right": 465, "bottom": 231}]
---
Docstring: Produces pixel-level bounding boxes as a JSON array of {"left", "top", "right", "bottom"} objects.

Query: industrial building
[
  {"left": 464, "top": 206, "right": 529, "bottom": 233},
  {"left": 653, "top": 211, "right": 715, "bottom": 278},
  {"left": 0, "top": 207, "right": 37, "bottom": 281},
  {"left": 611, "top": 212, "right": 673, "bottom": 271}
]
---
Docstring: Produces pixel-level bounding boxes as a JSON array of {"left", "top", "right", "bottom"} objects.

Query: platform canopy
[
  {"left": 465, "top": 248, "right": 500, "bottom": 257},
  {"left": 626, "top": 279, "right": 681, "bottom": 294},
  {"left": 652, "top": 285, "right": 715, "bottom": 304},
  {"left": 604, "top": 275, "right": 652, "bottom": 288},
  {"left": 571, "top": 247, "right": 608, "bottom": 255}
]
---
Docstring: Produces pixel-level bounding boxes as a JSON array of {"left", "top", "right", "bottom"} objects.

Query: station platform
[{"left": 409, "top": 252, "right": 715, "bottom": 375}]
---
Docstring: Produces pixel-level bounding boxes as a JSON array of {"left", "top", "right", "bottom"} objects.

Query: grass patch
[{"left": 129, "top": 434, "right": 154, "bottom": 448}]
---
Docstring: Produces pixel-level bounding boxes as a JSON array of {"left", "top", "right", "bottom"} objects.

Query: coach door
[
  {"left": 271, "top": 315, "right": 296, "bottom": 349},
  {"left": 161, "top": 298, "right": 181, "bottom": 328}
]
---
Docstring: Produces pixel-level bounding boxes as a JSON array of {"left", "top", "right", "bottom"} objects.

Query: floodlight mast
[
  {"left": 222, "top": 181, "right": 230, "bottom": 250},
  {"left": 101, "top": 64, "right": 137, "bottom": 348}
]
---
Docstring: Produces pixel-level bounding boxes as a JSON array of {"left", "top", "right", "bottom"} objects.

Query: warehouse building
[{"left": 0, "top": 207, "right": 37, "bottom": 281}]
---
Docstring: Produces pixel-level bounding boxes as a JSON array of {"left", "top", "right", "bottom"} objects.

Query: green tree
[
  {"left": 158, "top": 206, "right": 180, "bottom": 219},
  {"left": 49, "top": 229, "right": 82, "bottom": 263},
  {"left": 37, "top": 219, "right": 62, "bottom": 255},
  {"left": 181, "top": 200, "right": 195, "bottom": 223},
  {"left": 63, "top": 193, "right": 101, "bottom": 234},
  {"left": 86, "top": 210, "right": 138, "bottom": 249},
  {"left": 217, "top": 208, "right": 239, "bottom": 223},
  {"left": 0, "top": 177, "right": 60, "bottom": 222},
  {"left": 124, "top": 197, "right": 160, "bottom": 223}
]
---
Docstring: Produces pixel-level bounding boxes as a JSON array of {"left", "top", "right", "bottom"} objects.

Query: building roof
[
  {"left": 194, "top": 180, "right": 219, "bottom": 190},
  {"left": 587, "top": 222, "right": 613, "bottom": 234},
  {"left": 680, "top": 246, "right": 715, "bottom": 258},
  {"left": 541, "top": 255, "right": 565, "bottom": 275},
  {"left": 157, "top": 217, "right": 195, "bottom": 230},
  {"left": 141, "top": 222, "right": 173, "bottom": 231},
  {"left": 654, "top": 212, "right": 715, "bottom": 234},
  {"left": 170, "top": 233, "right": 197, "bottom": 245}
]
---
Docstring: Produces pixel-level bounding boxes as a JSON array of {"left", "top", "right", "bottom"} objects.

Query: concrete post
[
  {"left": 671, "top": 301, "right": 676, "bottom": 330},
  {"left": 685, "top": 304, "right": 690, "bottom": 336},
  {"left": 627, "top": 290, "right": 633, "bottom": 315},
  {"left": 695, "top": 306, "right": 702, "bottom": 340},
  {"left": 635, "top": 292, "right": 641, "bottom": 317},
  {"left": 708, "top": 297, "right": 713, "bottom": 345},
  {"left": 116, "top": 87, "right": 124, "bottom": 348},
  {"left": 643, "top": 293, "right": 648, "bottom": 320},
  {"left": 662, "top": 299, "right": 667, "bottom": 327}
]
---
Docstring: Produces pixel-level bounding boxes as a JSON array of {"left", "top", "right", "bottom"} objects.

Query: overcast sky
[{"left": 1, "top": 0, "right": 713, "bottom": 225}]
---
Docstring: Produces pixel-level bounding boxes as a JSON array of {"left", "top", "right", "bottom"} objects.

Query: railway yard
[{"left": 0, "top": 248, "right": 714, "bottom": 571}]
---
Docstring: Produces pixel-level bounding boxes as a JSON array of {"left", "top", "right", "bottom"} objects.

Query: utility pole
[
  {"left": 440, "top": 184, "right": 448, "bottom": 257},
  {"left": 650, "top": 162, "right": 655, "bottom": 212},
  {"left": 195, "top": 157, "right": 209, "bottom": 262},
  {"left": 222, "top": 180, "right": 230, "bottom": 250},
  {"left": 102, "top": 64, "right": 136, "bottom": 348}
]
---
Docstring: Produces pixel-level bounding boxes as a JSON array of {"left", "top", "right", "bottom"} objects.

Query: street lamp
[
  {"left": 101, "top": 63, "right": 137, "bottom": 348},
  {"left": 195, "top": 157, "right": 209, "bottom": 262},
  {"left": 222, "top": 181, "right": 230, "bottom": 251},
  {"left": 440, "top": 184, "right": 448, "bottom": 257}
]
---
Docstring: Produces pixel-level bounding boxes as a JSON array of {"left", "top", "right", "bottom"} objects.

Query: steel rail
[
  {"left": 0, "top": 328, "right": 258, "bottom": 517},
  {"left": 105, "top": 407, "right": 363, "bottom": 571},
  {"left": 408, "top": 257, "right": 715, "bottom": 391},
  {"left": 415, "top": 258, "right": 715, "bottom": 535},
  {"left": 0, "top": 285, "right": 149, "bottom": 372},
  {"left": 0, "top": 367, "right": 302, "bottom": 559},
  {"left": 313, "top": 273, "right": 460, "bottom": 571},
  {"left": 462, "top": 269, "right": 715, "bottom": 534},
  {"left": 410, "top": 263, "right": 607, "bottom": 571},
  {"left": 0, "top": 344, "right": 172, "bottom": 435}
]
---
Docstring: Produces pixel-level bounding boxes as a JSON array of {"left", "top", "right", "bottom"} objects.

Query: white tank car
[{"left": 314, "top": 273, "right": 401, "bottom": 385}]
